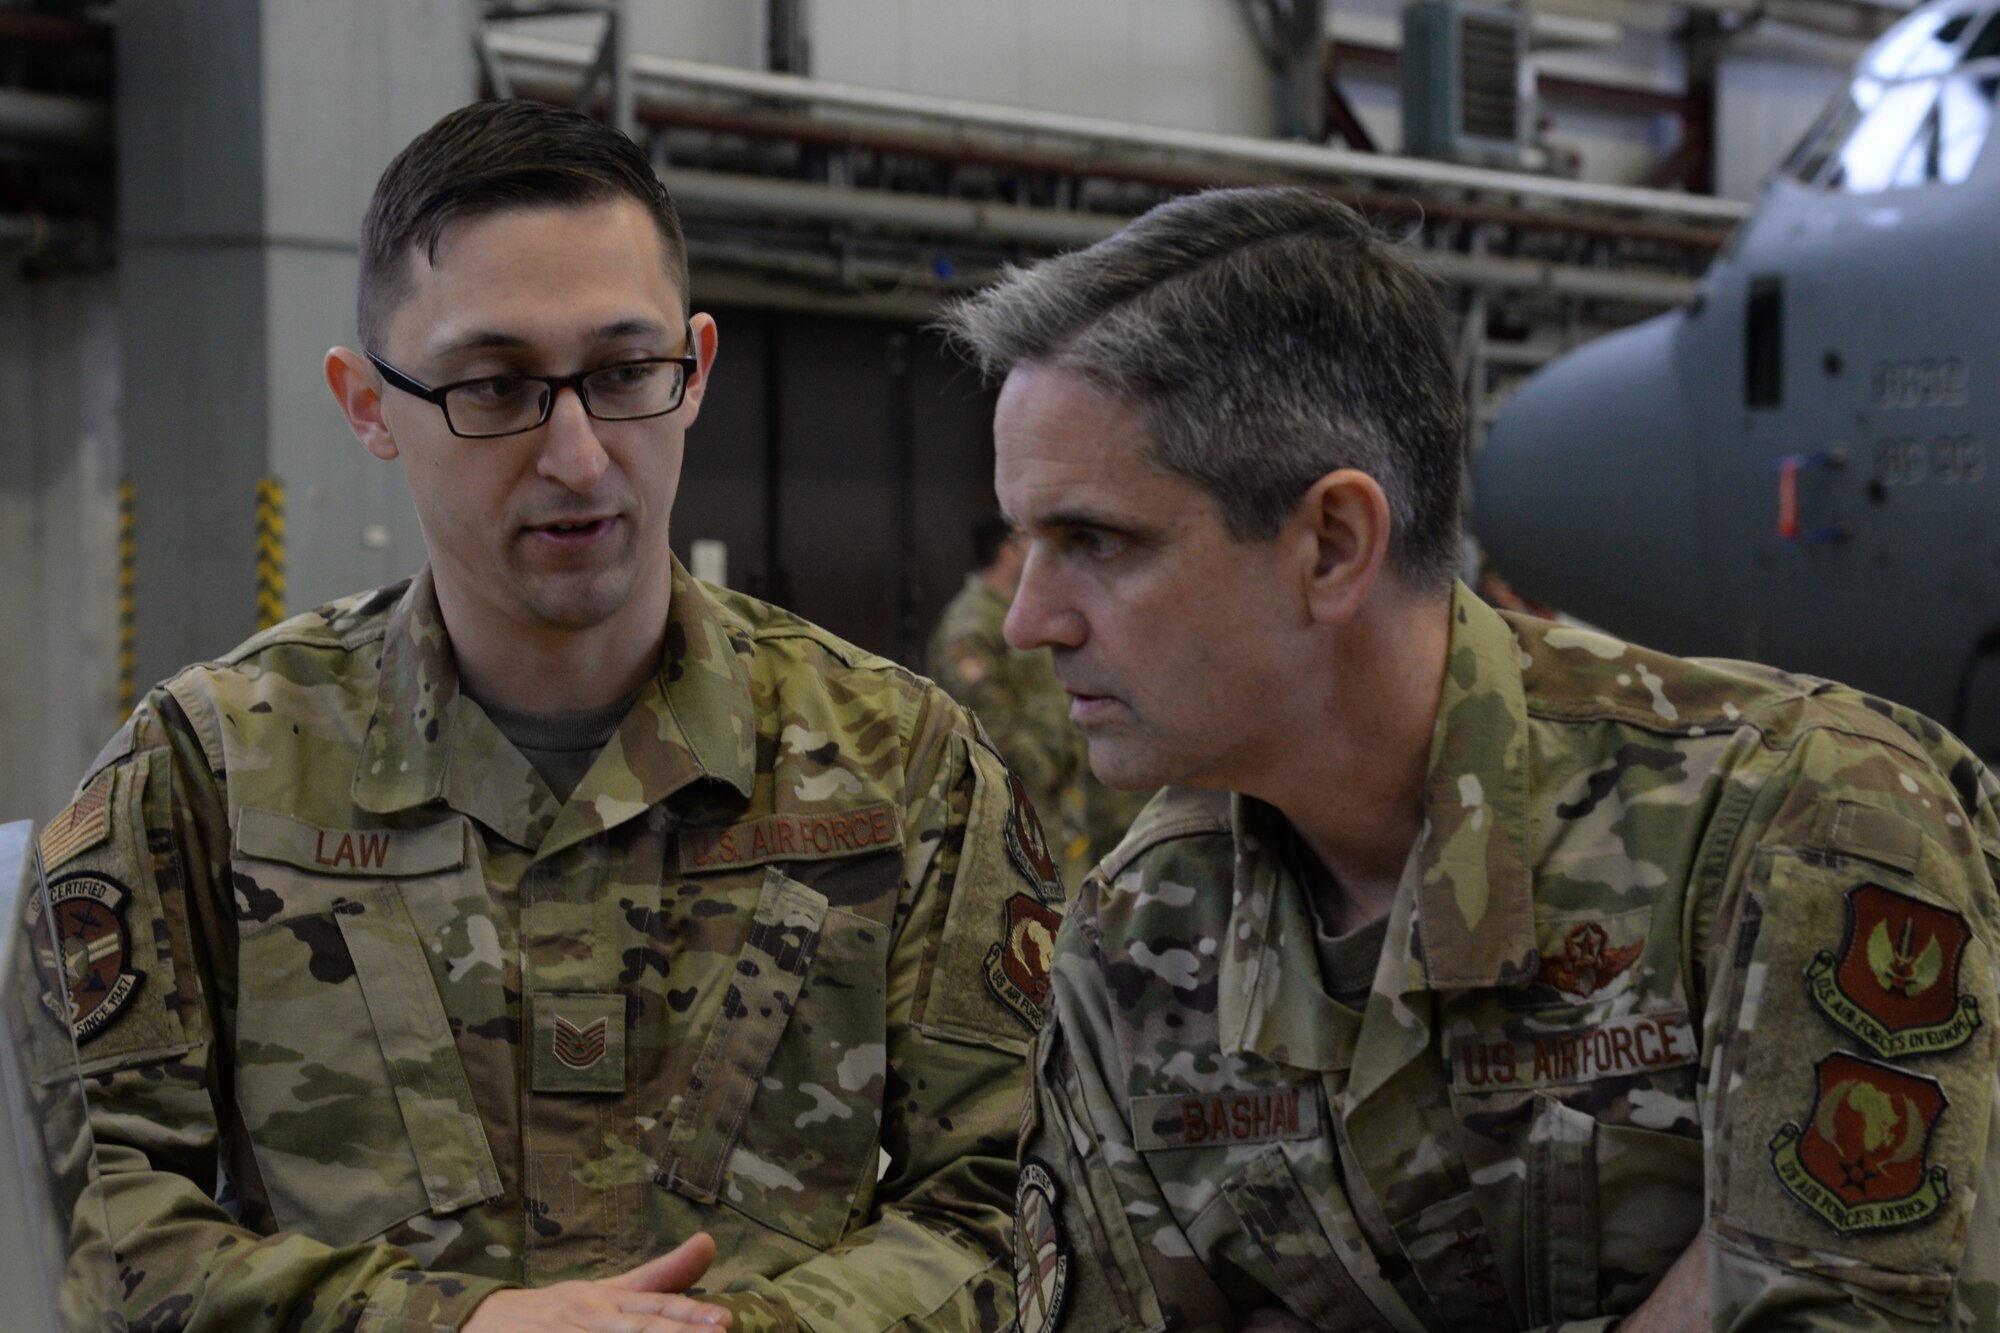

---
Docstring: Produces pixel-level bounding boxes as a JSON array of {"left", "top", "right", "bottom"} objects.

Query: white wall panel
[
  {"left": 811, "top": 0, "right": 1272, "bottom": 136},
  {"left": 0, "top": 275, "right": 121, "bottom": 824},
  {"left": 1716, "top": 52, "right": 1846, "bottom": 202}
]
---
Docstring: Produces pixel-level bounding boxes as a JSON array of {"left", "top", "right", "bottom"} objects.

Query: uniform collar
[
  {"left": 1217, "top": 583, "right": 1538, "bottom": 1068},
  {"left": 353, "top": 560, "right": 758, "bottom": 854},
  {"left": 1409, "top": 583, "right": 1538, "bottom": 990}
]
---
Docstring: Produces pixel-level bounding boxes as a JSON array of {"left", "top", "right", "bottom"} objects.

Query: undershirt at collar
[
  {"left": 475, "top": 686, "right": 646, "bottom": 804},
  {"left": 1281, "top": 822, "right": 1392, "bottom": 1010}
]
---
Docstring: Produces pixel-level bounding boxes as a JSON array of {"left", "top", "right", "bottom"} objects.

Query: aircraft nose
[{"left": 1472, "top": 311, "right": 1716, "bottom": 652}]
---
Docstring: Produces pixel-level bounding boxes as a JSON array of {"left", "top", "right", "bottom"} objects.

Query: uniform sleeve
[
  {"left": 697, "top": 698, "right": 1050, "bottom": 1332},
  {"left": 52, "top": 689, "right": 508, "bottom": 1332},
  {"left": 1011, "top": 878, "right": 1234, "bottom": 1333},
  {"left": 1695, "top": 723, "right": 2000, "bottom": 1331}
]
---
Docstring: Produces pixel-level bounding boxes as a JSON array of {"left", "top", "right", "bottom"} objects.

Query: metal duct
[
  {"left": 0, "top": 88, "right": 110, "bottom": 149},
  {"left": 492, "top": 31, "right": 1749, "bottom": 225}
]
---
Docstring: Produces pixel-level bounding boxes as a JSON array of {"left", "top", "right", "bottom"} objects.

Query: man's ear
[
  {"left": 677, "top": 313, "right": 720, "bottom": 424},
  {"left": 325, "top": 347, "right": 400, "bottom": 461},
  {"left": 1298, "top": 468, "right": 1392, "bottom": 625}
]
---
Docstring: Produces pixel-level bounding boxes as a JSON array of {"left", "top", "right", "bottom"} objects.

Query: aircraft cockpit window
[
  {"left": 1784, "top": 6, "right": 2000, "bottom": 192},
  {"left": 1965, "top": 10, "right": 2000, "bottom": 61},
  {"left": 1866, "top": 8, "right": 1975, "bottom": 79}
]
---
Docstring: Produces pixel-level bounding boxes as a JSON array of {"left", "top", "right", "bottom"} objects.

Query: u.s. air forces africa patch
[
  {"left": 1771, "top": 1052, "right": 1950, "bottom": 1234},
  {"left": 985, "top": 893, "right": 1062, "bottom": 1030},
  {"left": 1806, "top": 883, "right": 1981, "bottom": 1058},
  {"left": 1015, "top": 1156, "right": 1071, "bottom": 1333},
  {"left": 30, "top": 871, "right": 145, "bottom": 1045}
]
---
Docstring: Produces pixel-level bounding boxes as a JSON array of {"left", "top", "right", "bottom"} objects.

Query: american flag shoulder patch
[{"left": 39, "top": 767, "right": 116, "bottom": 872}]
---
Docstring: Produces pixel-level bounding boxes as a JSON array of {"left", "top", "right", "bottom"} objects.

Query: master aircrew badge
[
  {"left": 1003, "top": 771, "right": 1064, "bottom": 903},
  {"left": 1806, "top": 883, "right": 1981, "bottom": 1058},
  {"left": 985, "top": 892, "right": 1062, "bottom": 1029},
  {"left": 1535, "top": 920, "right": 1645, "bottom": 1000},
  {"left": 1015, "top": 1156, "right": 1071, "bottom": 1333},
  {"left": 1771, "top": 1052, "right": 1950, "bottom": 1234},
  {"left": 30, "top": 871, "right": 145, "bottom": 1044}
]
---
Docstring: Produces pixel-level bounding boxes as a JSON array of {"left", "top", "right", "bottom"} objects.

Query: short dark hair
[
  {"left": 358, "top": 99, "right": 689, "bottom": 349},
  {"left": 940, "top": 186, "right": 1464, "bottom": 591},
  {"left": 971, "top": 510, "right": 1016, "bottom": 569}
]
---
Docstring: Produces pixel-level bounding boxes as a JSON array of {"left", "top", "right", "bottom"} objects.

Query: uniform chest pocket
[
  {"left": 649, "top": 866, "right": 891, "bottom": 1250},
  {"left": 1524, "top": 1095, "right": 1704, "bottom": 1324},
  {"left": 231, "top": 810, "right": 502, "bottom": 1246}
]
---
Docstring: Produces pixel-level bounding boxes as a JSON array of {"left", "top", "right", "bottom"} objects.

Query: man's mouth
[{"left": 528, "top": 516, "right": 617, "bottom": 544}]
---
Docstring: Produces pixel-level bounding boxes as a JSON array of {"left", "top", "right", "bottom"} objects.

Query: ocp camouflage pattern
[
  {"left": 51, "top": 557, "right": 1046, "bottom": 1332},
  {"left": 1019, "top": 584, "right": 2000, "bottom": 1331},
  {"left": 928, "top": 574, "right": 1152, "bottom": 892}
]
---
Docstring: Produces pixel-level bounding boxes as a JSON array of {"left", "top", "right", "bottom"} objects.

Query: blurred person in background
[{"left": 930, "top": 510, "right": 1153, "bottom": 895}]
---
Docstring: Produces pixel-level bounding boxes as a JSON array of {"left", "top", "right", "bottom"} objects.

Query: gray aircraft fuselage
[{"left": 1476, "top": 0, "right": 2000, "bottom": 753}]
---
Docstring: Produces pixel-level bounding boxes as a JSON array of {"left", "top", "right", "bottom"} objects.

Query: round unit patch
[
  {"left": 1015, "top": 1156, "right": 1071, "bottom": 1333},
  {"left": 33, "top": 871, "right": 146, "bottom": 1044}
]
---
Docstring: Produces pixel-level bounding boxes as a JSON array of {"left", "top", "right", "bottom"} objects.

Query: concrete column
[{"left": 118, "top": 0, "right": 474, "bottom": 687}]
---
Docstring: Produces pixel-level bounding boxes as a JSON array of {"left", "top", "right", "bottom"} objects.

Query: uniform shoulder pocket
[
  {"left": 37, "top": 753, "right": 192, "bottom": 1072},
  {"left": 1710, "top": 843, "right": 1995, "bottom": 1319},
  {"left": 912, "top": 739, "right": 1065, "bottom": 1050}
]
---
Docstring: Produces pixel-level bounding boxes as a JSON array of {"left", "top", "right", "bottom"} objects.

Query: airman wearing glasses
[{"left": 43, "top": 99, "right": 1046, "bottom": 1333}]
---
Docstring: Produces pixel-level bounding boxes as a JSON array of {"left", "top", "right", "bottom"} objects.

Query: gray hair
[{"left": 940, "top": 186, "right": 1464, "bottom": 590}]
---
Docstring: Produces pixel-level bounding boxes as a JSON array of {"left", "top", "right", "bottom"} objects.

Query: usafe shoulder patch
[
  {"left": 678, "top": 802, "right": 902, "bottom": 875},
  {"left": 1452, "top": 1010, "right": 1698, "bottom": 1092},
  {"left": 1770, "top": 1052, "right": 1950, "bottom": 1234},
  {"left": 984, "top": 892, "right": 1063, "bottom": 1029},
  {"left": 1806, "top": 883, "right": 1982, "bottom": 1059},
  {"left": 1015, "top": 1156, "right": 1072, "bottom": 1333},
  {"left": 38, "top": 767, "right": 114, "bottom": 872},
  {"left": 1130, "top": 1084, "right": 1323, "bottom": 1151},
  {"left": 29, "top": 870, "right": 146, "bottom": 1044},
  {"left": 1003, "top": 771, "right": 1064, "bottom": 902}
]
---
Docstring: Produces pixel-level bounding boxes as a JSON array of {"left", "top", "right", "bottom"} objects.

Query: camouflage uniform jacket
[
  {"left": 42, "top": 559, "right": 1069, "bottom": 1332},
  {"left": 1014, "top": 585, "right": 2000, "bottom": 1332},
  {"left": 929, "top": 577, "right": 1152, "bottom": 887}
]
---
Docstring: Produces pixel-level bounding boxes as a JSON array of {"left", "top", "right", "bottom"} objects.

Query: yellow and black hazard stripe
[{"left": 254, "top": 477, "right": 285, "bottom": 629}]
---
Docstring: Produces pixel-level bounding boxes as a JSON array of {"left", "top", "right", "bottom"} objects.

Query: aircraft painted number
[
  {"left": 1872, "top": 358, "right": 1970, "bottom": 410},
  {"left": 1874, "top": 434, "right": 1985, "bottom": 485}
]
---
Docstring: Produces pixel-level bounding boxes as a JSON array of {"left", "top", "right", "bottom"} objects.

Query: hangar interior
[{"left": 0, "top": 0, "right": 1925, "bottom": 820}]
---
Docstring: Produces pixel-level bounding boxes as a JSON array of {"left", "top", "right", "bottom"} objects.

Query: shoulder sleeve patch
[{"left": 913, "top": 740, "right": 1065, "bottom": 1048}]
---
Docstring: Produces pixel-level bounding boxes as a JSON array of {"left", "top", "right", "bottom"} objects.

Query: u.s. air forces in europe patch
[
  {"left": 1771, "top": 1052, "right": 1950, "bottom": 1234},
  {"left": 30, "top": 871, "right": 145, "bottom": 1044},
  {"left": 1805, "top": 883, "right": 1981, "bottom": 1058},
  {"left": 1015, "top": 1156, "right": 1071, "bottom": 1333}
]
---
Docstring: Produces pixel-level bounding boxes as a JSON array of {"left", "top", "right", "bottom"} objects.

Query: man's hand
[
  {"left": 1618, "top": 1232, "right": 1709, "bottom": 1333},
  {"left": 463, "top": 1232, "right": 732, "bottom": 1332}
]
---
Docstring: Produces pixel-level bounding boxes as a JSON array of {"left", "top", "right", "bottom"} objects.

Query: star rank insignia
[
  {"left": 1771, "top": 1052, "right": 1950, "bottom": 1234},
  {"left": 30, "top": 871, "right": 146, "bottom": 1045},
  {"left": 1806, "top": 883, "right": 1981, "bottom": 1058}
]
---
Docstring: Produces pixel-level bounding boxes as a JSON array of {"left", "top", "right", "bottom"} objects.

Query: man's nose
[
  {"left": 1004, "top": 548, "right": 1085, "bottom": 652},
  {"left": 536, "top": 385, "right": 611, "bottom": 492}
]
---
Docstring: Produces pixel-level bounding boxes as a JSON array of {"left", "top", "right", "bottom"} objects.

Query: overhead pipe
[
  {"left": 0, "top": 87, "right": 111, "bottom": 149},
  {"left": 487, "top": 31, "right": 1750, "bottom": 225},
  {"left": 662, "top": 166, "right": 1701, "bottom": 307}
]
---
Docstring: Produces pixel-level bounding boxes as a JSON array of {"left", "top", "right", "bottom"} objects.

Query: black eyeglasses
[{"left": 367, "top": 335, "right": 700, "bottom": 439}]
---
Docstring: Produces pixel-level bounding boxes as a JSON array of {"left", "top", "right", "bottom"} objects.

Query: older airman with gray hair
[{"left": 943, "top": 184, "right": 2000, "bottom": 1332}]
